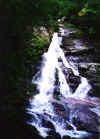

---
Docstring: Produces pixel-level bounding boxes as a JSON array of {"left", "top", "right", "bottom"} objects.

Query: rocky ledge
[
  {"left": 60, "top": 26, "right": 100, "bottom": 98},
  {"left": 49, "top": 97, "right": 100, "bottom": 133}
]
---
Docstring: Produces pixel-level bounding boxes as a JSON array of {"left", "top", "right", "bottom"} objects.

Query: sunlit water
[{"left": 27, "top": 28, "right": 93, "bottom": 138}]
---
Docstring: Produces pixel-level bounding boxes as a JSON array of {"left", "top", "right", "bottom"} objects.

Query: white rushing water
[{"left": 27, "top": 27, "right": 92, "bottom": 138}]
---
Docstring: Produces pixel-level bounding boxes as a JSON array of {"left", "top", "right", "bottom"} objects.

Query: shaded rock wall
[{"left": 61, "top": 26, "right": 100, "bottom": 98}]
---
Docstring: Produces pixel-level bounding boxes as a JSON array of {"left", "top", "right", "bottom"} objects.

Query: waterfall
[
  {"left": 27, "top": 28, "right": 92, "bottom": 138},
  {"left": 33, "top": 31, "right": 91, "bottom": 103}
]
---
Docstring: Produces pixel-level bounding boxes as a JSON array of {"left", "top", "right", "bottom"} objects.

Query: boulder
[
  {"left": 78, "top": 63, "right": 100, "bottom": 75},
  {"left": 77, "top": 63, "right": 100, "bottom": 97},
  {"left": 62, "top": 39, "right": 94, "bottom": 56},
  {"left": 50, "top": 97, "right": 100, "bottom": 133},
  {"left": 71, "top": 103, "right": 100, "bottom": 132}
]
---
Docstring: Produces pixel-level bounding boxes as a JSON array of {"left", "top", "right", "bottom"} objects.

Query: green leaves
[
  {"left": 78, "top": 3, "right": 88, "bottom": 16},
  {"left": 78, "top": 7, "right": 87, "bottom": 16},
  {"left": 78, "top": 0, "right": 100, "bottom": 16},
  {"left": 89, "top": 27, "right": 96, "bottom": 35}
]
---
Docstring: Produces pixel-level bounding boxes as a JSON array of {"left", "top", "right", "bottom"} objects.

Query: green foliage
[
  {"left": 57, "top": 0, "right": 100, "bottom": 39},
  {"left": 57, "top": 0, "right": 79, "bottom": 17},
  {"left": 64, "top": 22, "right": 75, "bottom": 28},
  {"left": 24, "top": 33, "right": 45, "bottom": 60},
  {"left": 78, "top": 0, "right": 100, "bottom": 16},
  {"left": 78, "top": 3, "right": 88, "bottom": 16},
  {"left": 89, "top": 27, "right": 96, "bottom": 35}
]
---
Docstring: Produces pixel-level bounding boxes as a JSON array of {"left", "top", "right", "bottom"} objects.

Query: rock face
[
  {"left": 62, "top": 38, "right": 94, "bottom": 56},
  {"left": 60, "top": 64, "right": 81, "bottom": 92},
  {"left": 48, "top": 25, "right": 100, "bottom": 137},
  {"left": 54, "top": 26, "right": 100, "bottom": 133},
  {"left": 78, "top": 63, "right": 100, "bottom": 98},
  {"left": 72, "top": 104, "right": 99, "bottom": 132},
  {"left": 60, "top": 26, "right": 100, "bottom": 98},
  {"left": 53, "top": 26, "right": 100, "bottom": 137},
  {"left": 50, "top": 97, "right": 100, "bottom": 133}
]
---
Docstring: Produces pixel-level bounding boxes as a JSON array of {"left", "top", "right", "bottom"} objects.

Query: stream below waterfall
[{"left": 27, "top": 25, "right": 100, "bottom": 139}]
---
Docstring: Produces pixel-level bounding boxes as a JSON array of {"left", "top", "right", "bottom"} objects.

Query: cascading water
[{"left": 27, "top": 27, "right": 93, "bottom": 138}]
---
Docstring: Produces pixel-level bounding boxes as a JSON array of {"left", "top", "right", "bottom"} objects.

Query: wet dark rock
[
  {"left": 68, "top": 75, "right": 80, "bottom": 92},
  {"left": 62, "top": 36, "right": 94, "bottom": 56},
  {"left": 78, "top": 63, "right": 100, "bottom": 75},
  {"left": 60, "top": 65, "right": 80, "bottom": 92},
  {"left": 66, "top": 121, "right": 73, "bottom": 130},
  {"left": 61, "top": 30, "right": 100, "bottom": 98},
  {"left": 88, "top": 77, "right": 100, "bottom": 98},
  {"left": 63, "top": 135, "right": 72, "bottom": 139},
  {"left": 50, "top": 97, "right": 100, "bottom": 133},
  {"left": 58, "top": 57, "right": 62, "bottom": 62},
  {"left": 52, "top": 102, "right": 69, "bottom": 120},
  {"left": 46, "top": 133, "right": 60, "bottom": 139},
  {"left": 58, "top": 31, "right": 100, "bottom": 97},
  {"left": 52, "top": 102, "right": 65, "bottom": 112},
  {"left": 42, "top": 120, "right": 55, "bottom": 130},
  {"left": 65, "top": 48, "right": 94, "bottom": 56},
  {"left": 69, "top": 75, "right": 80, "bottom": 84},
  {"left": 62, "top": 67, "right": 73, "bottom": 75},
  {"left": 78, "top": 63, "right": 89, "bottom": 75},
  {"left": 62, "top": 38, "right": 74, "bottom": 47},
  {"left": 48, "top": 129, "right": 56, "bottom": 136},
  {"left": 78, "top": 63, "right": 100, "bottom": 98},
  {"left": 92, "top": 84, "right": 100, "bottom": 98},
  {"left": 71, "top": 104, "right": 99, "bottom": 132}
]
